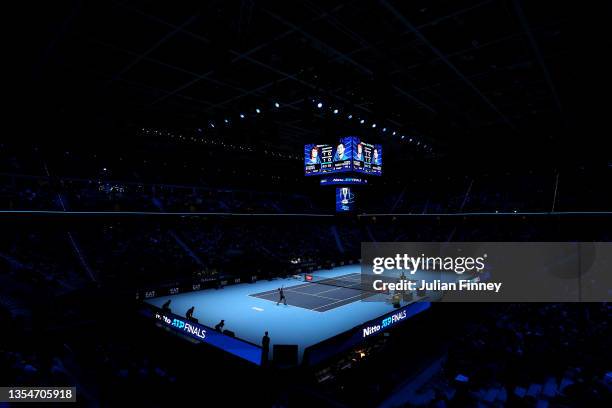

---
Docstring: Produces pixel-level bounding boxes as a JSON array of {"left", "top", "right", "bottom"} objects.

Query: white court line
[
  {"left": 250, "top": 283, "right": 311, "bottom": 296},
  {"left": 253, "top": 287, "right": 351, "bottom": 302},
  {"left": 312, "top": 292, "right": 365, "bottom": 311},
  {"left": 309, "top": 285, "right": 361, "bottom": 295},
  {"left": 250, "top": 288, "right": 340, "bottom": 302},
  {"left": 251, "top": 307, "right": 264, "bottom": 312},
  {"left": 248, "top": 273, "right": 369, "bottom": 310},
  {"left": 251, "top": 282, "right": 359, "bottom": 299},
  {"left": 283, "top": 289, "right": 341, "bottom": 301},
  {"left": 249, "top": 274, "right": 362, "bottom": 297}
]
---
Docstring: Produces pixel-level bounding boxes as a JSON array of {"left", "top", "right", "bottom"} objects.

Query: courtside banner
[{"left": 360, "top": 242, "right": 611, "bottom": 302}]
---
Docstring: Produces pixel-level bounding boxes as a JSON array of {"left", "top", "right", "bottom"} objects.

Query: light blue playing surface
[{"left": 146, "top": 265, "right": 425, "bottom": 360}]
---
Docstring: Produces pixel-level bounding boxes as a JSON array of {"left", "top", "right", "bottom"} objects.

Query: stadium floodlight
[
  {"left": 348, "top": 114, "right": 353, "bottom": 119},
  {"left": 274, "top": 102, "right": 280, "bottom": 108},
  {"left": 360, "top": 119, "right": 365, "bottom": 124},
  {"left": 255, "top": 108, "right": 261, "bottom": 114},
  {"left": 392, "top": 131, "right": 396, "bottom": 136},
  {"left": 372, "top": 123, "right": 377, "bottom": 128},
  {"left": 317, "top": 102, "right": 323, "bottom": 108},
  {"left": 382, "top": 128, "right": 387, "bottom": 132},
  {"left": 240, "top": 114, "right": 245, "bottom": 119},
  {"left": 333, "top": 109, "right": 339, "bottom": 114},
  {"left": 401, "top": 135, "right": 405, "bottom": 139},
  {"left": 224, "top": 119, "right": 229, "bottom": 124}
]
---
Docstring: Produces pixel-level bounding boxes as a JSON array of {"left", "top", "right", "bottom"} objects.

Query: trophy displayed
[{"left": 341, "top": 187, "right": 349, "bottom": 204}]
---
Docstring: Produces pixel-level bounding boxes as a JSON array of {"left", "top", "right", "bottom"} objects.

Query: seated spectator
[{"left": 214, "top": 320, "right": 225, "bottom": 332}]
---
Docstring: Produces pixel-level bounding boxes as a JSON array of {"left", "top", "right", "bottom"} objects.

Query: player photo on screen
[
  {"left": 305, "top": 144, "right": 329, "bottom": 175},
  {"left": 372, "top": 145, "right": 382, "bottom": 165},
  {"left": 371, "top": 144, "right": 382, "bottom": 174},
  {"left": 331, "top": 137, "right": 353, "bottom": 173},
  {"left": 336, "top": 187, "right": 355, "bottom": 212},
  {"left": 354, "top": 142, "right": 364, "bottom": 161},
  {"left": 349, "top": 137, "right": 382, "bottom": 175},
  {"left": 332, "top": 138, "right": 352, "bottom": 162},
  {"left": 306, "top": 145, "right": 321, "bottom": 165},
  {"left": 351, "top": 137, "right": 367, "bottom": 172}
]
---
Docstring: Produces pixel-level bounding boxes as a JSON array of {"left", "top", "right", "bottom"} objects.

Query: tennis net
[{"left": 303, "top": 272, "right": 389, "bottom": 294}]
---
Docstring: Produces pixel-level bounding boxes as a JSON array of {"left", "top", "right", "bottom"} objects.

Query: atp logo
[
  {"left": 155, "top": 313, "right": 206, "bottom": 340},
  {"left": 172, "top": 318, "right": 206, "bottom": 340}
]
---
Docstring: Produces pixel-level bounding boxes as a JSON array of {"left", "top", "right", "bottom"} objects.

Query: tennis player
[{"left": 276, "top": 286, "right": 287, "bottom": 306}]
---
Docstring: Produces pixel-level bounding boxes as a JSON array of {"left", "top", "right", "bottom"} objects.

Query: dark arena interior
[{"left": 2, "top": 1, "right": 611, "bottom": 407}]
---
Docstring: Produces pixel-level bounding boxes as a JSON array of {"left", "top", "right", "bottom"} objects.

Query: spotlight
[
  {"left": 333, "top": 109, "right": 339, "bottom": 114},
  {"left": 401, "top": 135, "right": 405, "bottom": 139},
  {"left": 392, "top": 131, "right": 396, "bottom": 136},
  {"left": 274, "top": 102, "right": 280, "bottom": 108},
  {"left": 224, "top": 119, "right": 229, "bottom": 124},
  {"left": 240, "top": 114, "right": 245, "bottom": 119},
  {"left": 360, "top": 119, "right": 365, "bottom": 124},
  {"left": 255, "top": 108, "right": 261, "bottom": 114},
  {"left": 382, "top": 128, "right": 387, "bottom": 132},
  {"left": 372, "top": 123, "right": 377, "bottom": 128},
  {"left": 317, "top": 102, "right": 323, "bottom": 108},
  {"left": 348, "top": 114, "right": 353, "bottom": 119}
]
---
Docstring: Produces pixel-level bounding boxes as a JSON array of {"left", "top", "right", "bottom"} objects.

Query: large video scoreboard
[
  {"left": 352, "top": 137, "right": 382, "bottom": 175},
  {"left": 305, "top": 136, "right": 382, "bottom": 176}
]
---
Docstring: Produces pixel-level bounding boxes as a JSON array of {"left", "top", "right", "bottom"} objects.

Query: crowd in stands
[
  {"left": 0, "top": 307, "right": 233, "bottom": 406},
  {"left": 1, "top": 144, "right": 610, "bottom": 406},
  {"left": 3, "top": 168, "right": 610, "bottom": 214},
  {"left": 1, "top": 143, "right": 610, "bottom": 215},
  {"left": 0, "top": 349, "right": 73, "bottom": 391},
  {"left": 0, "top": 230, "right": 89, "bottom": 306},
  {"left": 0, "top": 174, "right": 318, "bottom": 213},
  {"left": 1, "top": 219, "right": 361, "bottom": 299},
  {"left": 310, "top": 302, "right": 611, "bottom": 407},
  {"left": 366, "top": 169, "right": 610, "bottom": 214},
  {"left": 434, "top": 302, "right": 611, "bottom": 406}
]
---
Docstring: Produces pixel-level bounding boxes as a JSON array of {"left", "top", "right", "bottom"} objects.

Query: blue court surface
[
  {"left": 249, "top": 272, "right": 385, "bottom": 312},
  {"left": 146, "top": 265, "right": 423, "bottom": 361}
]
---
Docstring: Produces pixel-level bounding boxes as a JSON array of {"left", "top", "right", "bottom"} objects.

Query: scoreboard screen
[
  {"left": 352, "top": 137, "right": 382, "bottom": 175},
  {"left": 331, "top": 137, "right": 354, "bottom": 173},
  {"left": 305, "top": 137, "right": 381, "bottom": 176},
  {"left": 304, "top": 144, "right": 332, "bottom": 175}
]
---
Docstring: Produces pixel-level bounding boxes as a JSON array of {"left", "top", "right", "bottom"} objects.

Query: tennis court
[
  {"left": 145, "top": 265, "right": 430, "bottom": 362},
  {"left": 249, "top": 272, "right": 388, "bottom": 312}
]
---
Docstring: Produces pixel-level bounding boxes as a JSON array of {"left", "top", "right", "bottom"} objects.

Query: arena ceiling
[{"left": 20, "top": 0, "right": 607, "bottom": 162}]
